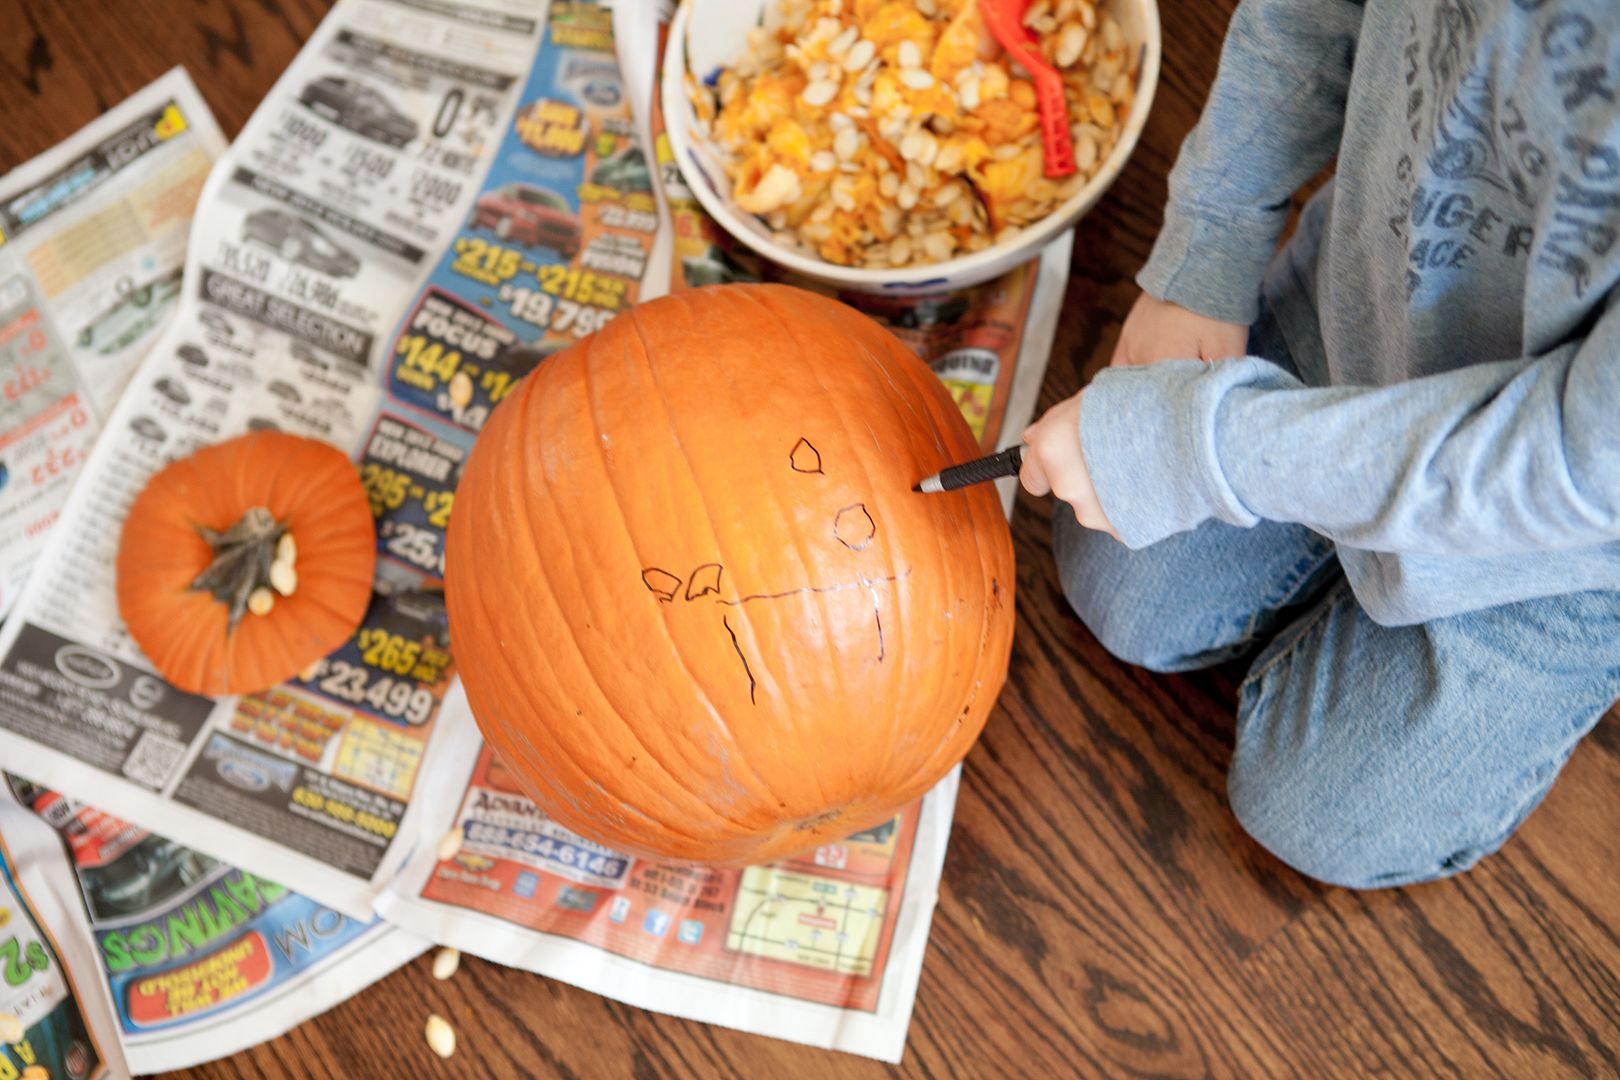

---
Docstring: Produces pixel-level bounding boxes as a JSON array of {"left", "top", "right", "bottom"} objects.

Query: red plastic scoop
[{"left": 977, "top": 0, "right": 1076, "bottom": 178}]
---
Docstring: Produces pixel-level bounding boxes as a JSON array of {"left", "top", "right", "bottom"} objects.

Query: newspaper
[
  {"left": 0, "top": 0, "right": 549, "bottom": 919},
  {"left": 0, "top": 785, "right": 127, "bottom": 1080},
  {"left": 372, "top": 7, "right": 1067, "bottom": 1062},
  {"left": 3, "top": 778, "right": 426, "bottom": 1075},
  {"left": 0, "top": 68, "right": 225, "bottom": 619},
  {"left": 0, "top": 0, "right": 1069, "bottom": 1063},
  {"left": 373, "top": 229, "right": 1063, "bottom": 1059}
]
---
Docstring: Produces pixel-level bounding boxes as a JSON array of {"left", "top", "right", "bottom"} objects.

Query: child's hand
[
  {"left": 1020, "top": 392, "right": 1118, "bottom": 538},
  {"left": 1111, "top": 293, "right": 1248, "bottom": 367}
]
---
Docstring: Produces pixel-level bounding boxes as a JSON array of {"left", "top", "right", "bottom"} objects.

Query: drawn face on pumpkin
[{"left": 639, "top": 436, "right": 907, "bottom": 703}]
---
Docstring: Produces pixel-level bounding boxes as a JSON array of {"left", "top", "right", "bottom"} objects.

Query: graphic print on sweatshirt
[{"left": 1386, "top": 0, "right": 1619, "bottom": 304}]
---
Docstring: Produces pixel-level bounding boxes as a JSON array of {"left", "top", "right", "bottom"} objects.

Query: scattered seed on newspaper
[
  {"left": 0, "top": 1012, "right": 23, "bottom": 1042},
  {"left": 426, "top": 1014, "right": 456, "bottom": 1059},
  {"left": 433, "top": 946, "right": 461, "bottom": 981},
  {"left": 436, "top": 827, "right": 464, "bottom": 861}
]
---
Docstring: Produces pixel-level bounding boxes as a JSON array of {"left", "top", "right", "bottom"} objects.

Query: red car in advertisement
[{"left": 470, "top": 183, "right": 582, "bottom": 257}]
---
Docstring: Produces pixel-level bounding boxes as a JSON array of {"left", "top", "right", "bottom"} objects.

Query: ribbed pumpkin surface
[
  {"left": 446, "top": 284, "right": 1014, "bottom": 863},
  {"left": 117, "top": 431, "right": 376, "bottom": 696}
]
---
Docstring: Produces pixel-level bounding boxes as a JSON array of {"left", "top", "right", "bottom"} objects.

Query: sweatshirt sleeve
[
  {"left": 1080, "top": 300, "right": 1620, "bottom": 556},
  {"left": 1136, "top": 0, "right": 1365, "bottom": 325}
]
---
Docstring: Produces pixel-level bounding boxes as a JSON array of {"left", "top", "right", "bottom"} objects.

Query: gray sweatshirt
[{"left": 1084, "top": 0, "right": 1620, "bottom": 625}]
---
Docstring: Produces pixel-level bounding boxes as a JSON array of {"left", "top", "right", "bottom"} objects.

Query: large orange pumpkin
[
  {"left": 446, "top": 284, "right": 1015, "bottom": 864},
  {"left": 117, "top": 431, "right": 376, "bottom": 696}
]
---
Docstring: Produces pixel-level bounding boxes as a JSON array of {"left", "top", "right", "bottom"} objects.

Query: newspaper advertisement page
[
  {"left": 0, "top": 788, "right": 127, "bottom": 1080},
  {"left": 375, "top": 257, "right": 1060, "bottom": 1055},
  {"left": 0, "top": 0, "right": 548, "bottom": 919},
  {"left": 373, "top": 2, "right": 1068, "bottom": 1059},
  {"left": 375, "top": 235, "right": 1068, "bottom": 1063},
  {"left": 378, "top": 698, "right": 958, "bottom": 1064},
  {"left": 0, "top": 68, "right": 225, "bottom": 619},
  {"left": 4, "top": 778, "right": 427, "bottom": 1075}
]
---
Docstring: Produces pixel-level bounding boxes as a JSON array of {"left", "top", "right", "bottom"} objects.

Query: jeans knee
[
  {"left": 1052, "top": 509, "right": 1223, "bottom": 673},
  {"left": 1226, "top": 746, "right": 1498, "bottom": 890},
  {"left": 1228, "top": 761, "right": 1386, "bottom": 889}
]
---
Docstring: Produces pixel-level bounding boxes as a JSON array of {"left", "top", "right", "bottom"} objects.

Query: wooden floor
[{"left": 4, "top": 0, "right": 1617, "bottom": 1076}]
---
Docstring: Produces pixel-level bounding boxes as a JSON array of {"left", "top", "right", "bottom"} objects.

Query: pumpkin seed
[
  {"left": 897, "top": 40, "right": 921, "bottom": 69},
  {"left": 437, "top": 827, "right": 464, "bottom": 861},
  {"left": 0, "top": 1012, "right": 22, "bottom": 1042},
  {"left": 425, "top": 1014, "right": 456, "bottom": 1059},
  {"left": 898, "top": 68, "right": 934, "bottom": 91},
  {"left": 247, "top": 587, "right": 275, "bottom": 617},
  {"left": 1101, "top": 14, "right": 1123, "bottom": 52},
  {"left": 269, "top": 560, "right": 298, "bottom": 597},
  {"left": 842, "top": 38, "right": 875, "bottom": 71},
  {"left": 801, "top": 79, "right": 838, "bottom": 108},
  {"left": 1056, "top": 23, "right": 1087, "bottom": 67},
  {"left": 276, "top": 532, "right": 297, "bottom": 565},
  {"left": 432, "top": 946, "right": 461, "bottom": 980},
  {"left": 833, "top": 125, "right": 859, "bottom": 161},
  {"left": 449, "top": 370, "right": 474, "bottom": 409},
  {"left": 1075, "top": 131, "right": 1099, "bottom": 172}
]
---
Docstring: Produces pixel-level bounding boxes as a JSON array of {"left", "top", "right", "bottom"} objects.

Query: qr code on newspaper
[{"left": 122, "top": 729, "right": 188, "bottom": 789}]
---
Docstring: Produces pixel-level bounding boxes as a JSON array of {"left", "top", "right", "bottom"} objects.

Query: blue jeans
[{"left": 1054, "top": 311, "right": 1620, "bottom": 889}]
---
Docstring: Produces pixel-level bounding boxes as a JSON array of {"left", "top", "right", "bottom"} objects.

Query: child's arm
[
  {"left": 1136, "top": 0, "right": 1367, "bottom": 326},
  {"left": 1079, "top": 311, "right": 1620, "bottom": 559},
  {"left": 1023, "top": 0, "right": 1366, "bottom": 512}
]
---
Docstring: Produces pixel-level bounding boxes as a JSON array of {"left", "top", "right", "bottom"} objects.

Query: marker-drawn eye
[
  {"left": 789, "top": 437, "right": 823, "bottom": 474},
  {"left": 642, "top": 568, "right": 681, "bottom": 602},
  {"left": 834, "top": 503, "right": 876, "bottom": 551},
  {"left": 684, "top": 563, "right": 723, "bottom": 601}
]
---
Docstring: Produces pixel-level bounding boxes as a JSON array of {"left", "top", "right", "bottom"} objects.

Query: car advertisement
[
  {"left": 0, "top": 70, "right": 225, "bottom": 621},
  {"left": 0, "top": 790, "right": 120, "bottom": 1080},
  {"left": 6, "top": 778, "right": 424, "bottom": 1074},
  {"left": 382, "top": 0, "right": 659, "bottom": 439}
]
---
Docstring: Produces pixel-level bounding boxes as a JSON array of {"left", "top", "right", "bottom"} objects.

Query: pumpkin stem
[{"left": 191, "top": 506, "right": 285, "bottom": 633}]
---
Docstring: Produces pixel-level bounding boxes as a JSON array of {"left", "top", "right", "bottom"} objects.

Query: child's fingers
[{"left": 1020, "top": 452, "right": 1052, "bottom": 496}]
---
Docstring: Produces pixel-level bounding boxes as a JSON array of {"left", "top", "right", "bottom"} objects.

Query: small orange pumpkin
[
  {"left": 446, "top": 284, "right": 1015, "bottom": 864},
  {"left": 117, "top": 431, "right": 376, "bottom": 696}
]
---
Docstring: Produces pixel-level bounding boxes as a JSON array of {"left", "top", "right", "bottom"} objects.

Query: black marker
[{"left": 913, "top": 444, "right": 1026, "bottom": 493}]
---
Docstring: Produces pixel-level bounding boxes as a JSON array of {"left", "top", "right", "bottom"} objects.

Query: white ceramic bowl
[{"left": 661, "top": 0, "right": 1161, "bottom": 294}]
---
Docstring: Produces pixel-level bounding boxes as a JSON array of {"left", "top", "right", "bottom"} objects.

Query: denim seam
[
  {"left": 1240, "top": 578, "right": 1352, "bottom": 693},
  {"left": 1237, "top": 541, "right": 1340, "bottom": 649}
]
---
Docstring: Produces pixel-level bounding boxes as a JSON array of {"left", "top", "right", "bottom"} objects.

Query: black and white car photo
[{"left": 297, "top": 75, "right": 418, "bottom": 147}]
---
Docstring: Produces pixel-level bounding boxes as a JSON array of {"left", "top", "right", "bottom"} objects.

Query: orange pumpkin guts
[
  {"left": 117, "top": 431, "right": 376, "bottom": 696},
  {"left": 446, "top": 284, "right": 1015, "bottom": 864}
]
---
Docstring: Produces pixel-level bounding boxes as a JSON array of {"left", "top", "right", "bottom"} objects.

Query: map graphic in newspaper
[{"left": 726, "top": 865, "right": 891, "bottom": 977}]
